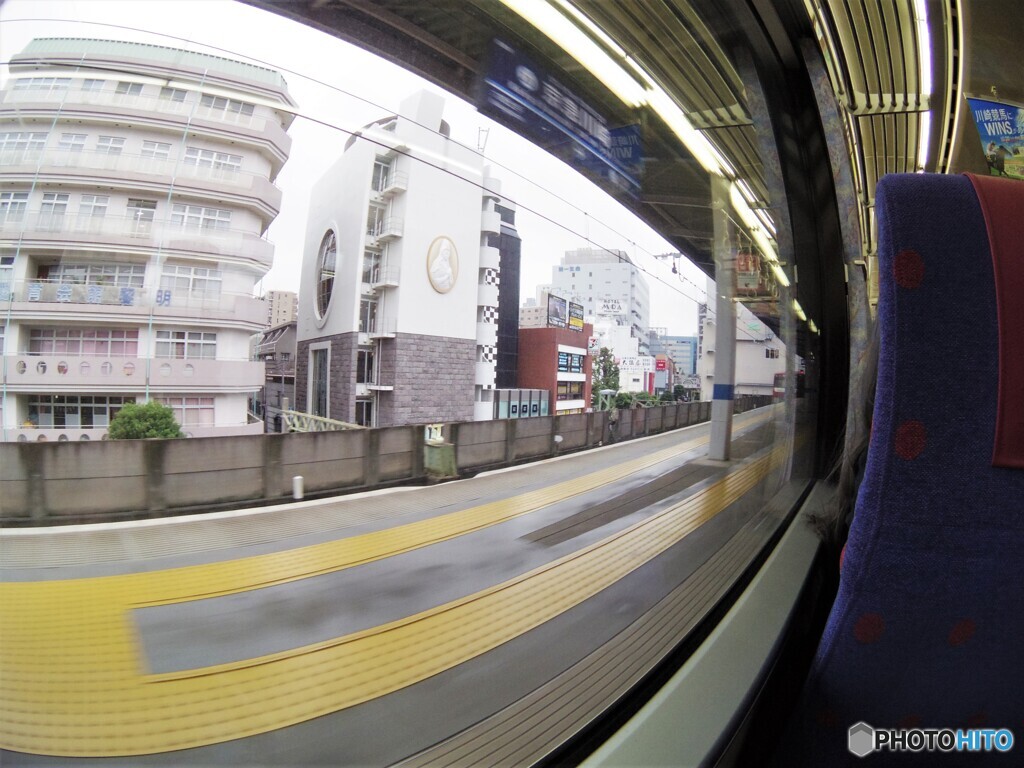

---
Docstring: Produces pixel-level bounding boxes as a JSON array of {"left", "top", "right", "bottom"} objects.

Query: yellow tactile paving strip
[{"left": 0, "top": 416, "right": 779, "bottom": 757}]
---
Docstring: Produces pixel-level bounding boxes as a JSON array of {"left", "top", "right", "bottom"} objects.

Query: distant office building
[
  {"left": 254, "top": 321, "right": 296, "bottom": 433},
  {"left": 264, "top": 289, "right": 297, "bottom": 327},
  {"left": 549, "top": 248, "right": 650, "bottom": 353},
  {"left": 696, "top": 279, "right": 785, "bottom": 400},
  {"left": 664, "top": 335, "right": 698, "bottom": 376},
  {"left": 0, "top": 38, "right": 295, "bottom": 440},
  {"left": 295, "top": 91, "right": 518, "bottom": 426}
]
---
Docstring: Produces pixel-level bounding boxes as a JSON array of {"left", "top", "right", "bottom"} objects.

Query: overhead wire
[{"left": 0, "top": 15, "right": 786, "bottom": 343}]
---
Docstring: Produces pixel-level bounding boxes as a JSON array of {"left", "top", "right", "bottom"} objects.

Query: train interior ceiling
[{"left": 2, "top": 0, "right": 1022, "bottom": 765}]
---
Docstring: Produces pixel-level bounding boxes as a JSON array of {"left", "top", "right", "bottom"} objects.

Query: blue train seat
[{"left": 781, "top": 172, "right": 1024, "bottom": 765}]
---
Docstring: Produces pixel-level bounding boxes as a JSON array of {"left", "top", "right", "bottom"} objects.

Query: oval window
[{"left": 316, "top": 230, "right": 337, "bottom": 318}]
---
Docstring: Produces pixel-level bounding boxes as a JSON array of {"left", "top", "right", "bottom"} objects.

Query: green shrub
[{"left": 107, "top": 401, "right": 184, "bottom": 440}]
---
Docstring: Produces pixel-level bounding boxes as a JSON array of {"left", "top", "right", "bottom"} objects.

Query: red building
[{"left": 517, "top": 323, "right": 593, "bottom": 415}]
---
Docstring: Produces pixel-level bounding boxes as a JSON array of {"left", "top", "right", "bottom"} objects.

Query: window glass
[{"left": 316, "top": 231, "right": 337, "bottom": 317}]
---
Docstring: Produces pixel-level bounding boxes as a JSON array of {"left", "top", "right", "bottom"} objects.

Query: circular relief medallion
[{"left": 426, "top": 236, "right": 458, "bottom": 294}]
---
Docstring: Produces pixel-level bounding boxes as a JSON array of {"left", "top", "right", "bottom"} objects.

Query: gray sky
[{"left": 0, "top": 0, "right": 709, "bottom": 334}]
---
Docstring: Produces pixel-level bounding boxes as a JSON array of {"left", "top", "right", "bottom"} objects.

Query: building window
[
  {"left": 366, "top": 204, "right": 385, "bottom": 236},
  {"left": 58, "top": 133, "right": 87, "bottom": 152},
  {"left": 0, "top": 192, "right": 29, "bottom": 224},
  {"left": 155, "top": 330, "right": 217, "bottom": 359},
  {"left": 0, "top": 256, "right": 13, "bottom": 300},
  {"left": 48, "top": 262, "right": 144, "bottom": 287},
  {"left": 115, "top": 81, "right": 143, "bottom": 96},
  {"left": 0, "top": 131, "right": 47, "bottom": 157},
  {"left": 96, "top": 136, "right": 125, "bottom": 155},
  {"left": 27, "top": 395, "right": 134, "bottom": 429},
  {"left": 157, "top": 396, "right": 215, "bottom": 428},
  {"left": 184, "top": 147, "right": 242, "bottom": 171},
  {"left": 765, "top": 348, "right": 780, "bottom": 359},
  {"left": 160, "top": 87, "right": 188, "bottom": 102},
  {"left": 171, "top": 203, "right": 231, "bottom": 230},
  {"left": 12, "top": 77, "right": 70, "bottom": 93},
  {"left": 315, "top": 231, "right": 337, "bottom": 318},
  {"left": 28, "top": 328, "right": 139, "bottom": 357},
  {"left": 556, "top": 382, "right": 585, "bottom": 401},
  {"left": 78, "top": 194, "right": 109, "bottom": 219},
  {"left": 141, "top": 141, "right": 171, "bottom": 160},
  {"left": 355, "top": 399, "right": 374, "bottom": 427},
  {"left": 359, "top": 298, "right": 377, "bottom": 333},
  {"left": 200, "top": 94, "right": 255, "bottom": 118},
  {"left": 160, "top": 264, "right": 222, "bottom": 299},
  {"left": 371, "top": 159, "right": 392, "bottom": 192},
  {"left": 39, "top": 192, "right": 69, "bottom": 230},
  {"left": 361, "top": 250, "right": 381, "bottom": 285},
  {"left": 127, "top": 199, "right": 157, "bottom": 235},
  {"left": 356, "top": 349, "right": 375, "bottom": 384},
  {"left": 310, "top": 348, "right": 329, "bottom": 418},
  {"left": 81, "top": 79, "right": 105, "bottom": 92}
]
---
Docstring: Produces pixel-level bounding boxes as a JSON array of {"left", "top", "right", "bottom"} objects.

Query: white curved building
[
  {"left": 0, "top": 38, "right": 295, "bottom": 440},
  {"left": 296, "top": 90, "right": 509, "bottom": 427}
]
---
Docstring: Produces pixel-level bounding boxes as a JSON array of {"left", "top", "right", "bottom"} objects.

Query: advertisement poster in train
[
  {"left": 568, "top": 302, "right": 585, "bottom": 332},
  {"left": 967, "top": 97, "right": 1024, "bottom": 180},
  {"left": 481, "top": 39, "right": 641, "bottom": 198},
  {"left": 547, "top": 293, "right": 568, "bottom": 328}
]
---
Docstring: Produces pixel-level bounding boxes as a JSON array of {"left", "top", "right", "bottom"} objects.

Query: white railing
[
  {"left": 0, "top": 212, "right": 273, "bottom": 263},
  {"left": 0, "top": 278, "right": 264, "bottom": 322},
  {"left": 369, "top": 262, "right": 401, "bottom": 288},
  {"left": 281, "top": 410, "right": 363, "bottom": 432},
  {"left": 0, "top": 148, "right": 279, "bottom": 199},
  {"left": 0, "top": 88, "right": 273, "bottom": 133}
]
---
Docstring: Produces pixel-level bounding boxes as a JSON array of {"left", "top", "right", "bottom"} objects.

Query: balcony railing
[
  {"left": 376, "top": 171, "right": 408, "bottom": 197},
  {"left": 0, "top": 278, "right": 266, "bottom": 324},
  {"left": 369, "top": 262, "right": 401, "bottom": 289},
  {"left": 0, "top": 148, "right": 281, "bottom": 204},
  {"left": 2, "top": 354, "right": 262, "bottom": 389},
  {"left": 0, "top": 212, "right": 274, "bottom": 265},
  {"left": 0, "top": 87, "right": 275, "bottom": 133},
  {"left": 366, "top": 217, "right": 404, "bottom": 244},
  {"left": 367, "top": 319, "right": 397, "bottom": 339}
]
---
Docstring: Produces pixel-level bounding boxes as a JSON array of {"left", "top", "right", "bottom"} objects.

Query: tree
[
  {"left": 107, "top": 401, "right": 184, "bottom": 440},
  {"left": 673, "top": 384, "right": 686, "bottom": 400},
  {"left": 591, "top": 346, "right": 620, "bottom": 394}
]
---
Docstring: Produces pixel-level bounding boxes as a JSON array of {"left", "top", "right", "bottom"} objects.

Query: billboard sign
[
  {"left": 967, "top": 97, "right": 1024, "bottom": 180},
  {"left": 618, "top": 356, "right": 654, "bottom": 373},
  {"left": 481, "top": 39, "right": 641, "bottom": 197},
  {"left": 656, "top": 358, "right": 668, "bottom": 371},
  {"left": 598, "top": 298, "right": 625, "bottom": 316},
  {"left": 568, "top": 301, "right": 584, "bottom": 332},
  {"left": 547, "top": 293, "right": 568, "bottom": 328}
]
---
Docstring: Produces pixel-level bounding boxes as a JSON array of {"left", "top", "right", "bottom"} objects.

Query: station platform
[{"left": 0, "top": 406, "right": 798, "bottom": 766}]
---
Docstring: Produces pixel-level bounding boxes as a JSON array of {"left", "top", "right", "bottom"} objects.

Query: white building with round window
[{"left": 296, "top": 90, "right": 507, "bottom": 427}]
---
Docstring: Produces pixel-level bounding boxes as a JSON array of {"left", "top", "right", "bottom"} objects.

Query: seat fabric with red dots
[{"left": 779, "top": 173, "right": 1024, "bottom": 766}]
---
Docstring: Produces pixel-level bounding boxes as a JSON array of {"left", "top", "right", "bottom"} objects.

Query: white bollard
[{"left": 292, "top": 475, "right": 304, "bottom": 500}]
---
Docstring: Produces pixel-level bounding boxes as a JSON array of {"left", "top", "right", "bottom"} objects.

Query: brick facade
[{"left": 377, "top": 332, "right": 476, "bottom": 426}]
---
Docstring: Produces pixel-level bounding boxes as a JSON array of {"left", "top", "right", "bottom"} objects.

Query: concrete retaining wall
[{"left": 0, "top": 399, "right": 768, "bottom": 525}]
